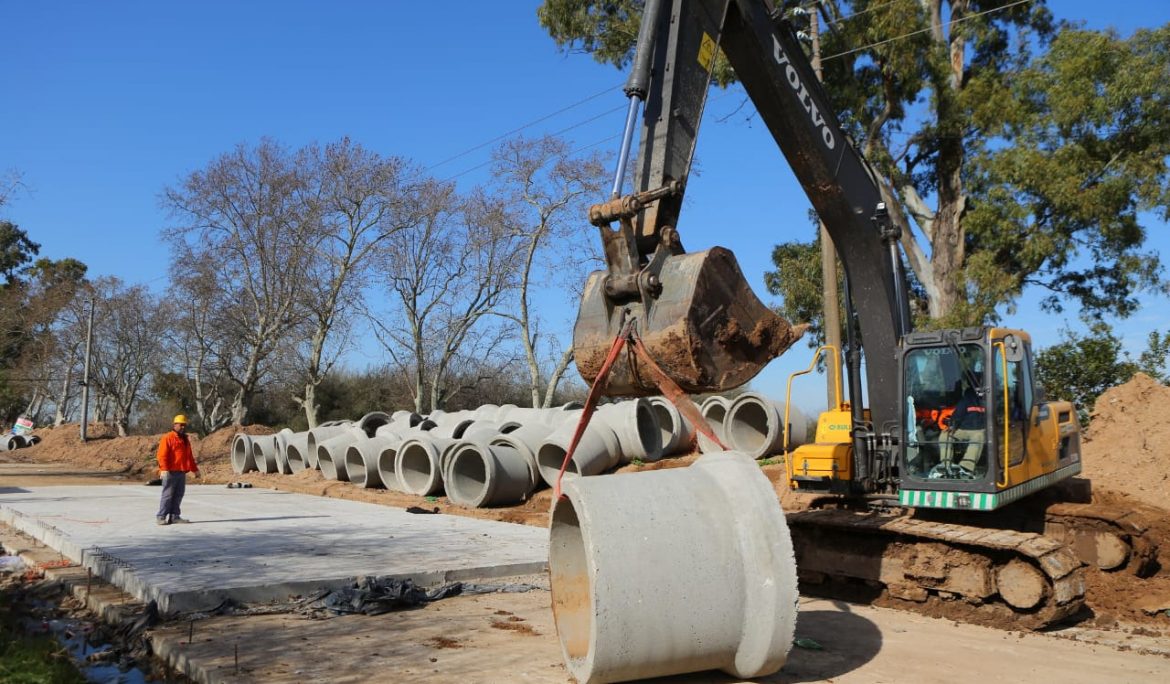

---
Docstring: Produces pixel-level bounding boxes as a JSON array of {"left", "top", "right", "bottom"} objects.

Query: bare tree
[
  {"left": 163, "top": 252, "right": 236, "bottom": 433},
  {"left": 487, "top": 136, "right": 607, "bottom": 407},
  {"left": 370, "top": 184, "right": 521, "bottom": 412},
  {"left": 163, "top": 139, "right": 317, "bottom": 425},
  {"left": 88, "top": 279, "right": 165, "bottom": 436},
  {"left": 291, "top": 139, "right": 424, "bottom": 428}
]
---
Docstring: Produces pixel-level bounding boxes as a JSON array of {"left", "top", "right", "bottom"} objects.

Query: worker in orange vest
[{"left": 156, "top": 414, "right": 200, "bottom": 525}]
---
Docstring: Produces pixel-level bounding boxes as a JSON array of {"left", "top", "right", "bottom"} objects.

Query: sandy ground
[{"left": 4, "top": 374, "right": 1170, "bottom": 681}]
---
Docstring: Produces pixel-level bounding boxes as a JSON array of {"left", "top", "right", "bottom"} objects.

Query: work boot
[
  {"left": 156, "top": 517, "right": 171, "bottom": 526},
  {"left": 169, "top": 516, "right": 191, "bottom": 524}
]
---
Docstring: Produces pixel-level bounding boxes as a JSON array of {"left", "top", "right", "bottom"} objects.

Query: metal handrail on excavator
[
  {"left": 993, "top": 341, "right": 1011, "bottom": 488},
  {"left": 782, "top": 346, "right": 842, "bottom": 483}
]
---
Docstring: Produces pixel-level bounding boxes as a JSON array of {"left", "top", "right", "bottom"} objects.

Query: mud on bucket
[
  {"left": 548, "top": 450, "right": 799, "bottom": 683},
  {"left": 572, "top": 247, "right": 806, "bottom": 397}
]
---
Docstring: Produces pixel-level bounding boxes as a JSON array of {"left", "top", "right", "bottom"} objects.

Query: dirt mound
[{"left": 1081, "top": 373, "right": 1170, "bottom": 511}]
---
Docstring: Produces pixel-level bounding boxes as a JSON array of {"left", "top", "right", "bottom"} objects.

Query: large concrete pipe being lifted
[
  {"left": 252, "top": 436, "right": 280, "bottom": 474},
  {"left": 284, "top": 431, "right": 311, "bottom": 473},
  {"left": 647, "top": 396, "right": 696, "bottom": 456},
  {"left": 304, "top": 423, "right": 354, "bottom": 470},
  {"left": 596, "top": 399, "right": 662, "bottom": 463},
  {"left": 445, "top": 440, "right": 536, "bottom": 508},
  {"left": 549, "top": 451, "right": 798, "bottom": 683},
  {"left": 396, "top": 435, "right": 455, "bottom": 495},
  {"left": 317, "top": 427, "right": 367, "bottom": 481},
  {"left": 697, "top": 396, "right": 731, "bottom": 454},
  {"left": 725, "top": 391, "right": 811, "bottom": 460},
  {"left": 231, "top": 434, "right": 257, "bottom": 474},
  {"left": 536, "top": 417, "right": 621, "bottom": 487}
]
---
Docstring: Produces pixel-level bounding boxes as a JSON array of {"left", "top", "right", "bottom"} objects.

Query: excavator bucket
[{"left": 573, "top": 247, "right": 806, "bottom": 397}]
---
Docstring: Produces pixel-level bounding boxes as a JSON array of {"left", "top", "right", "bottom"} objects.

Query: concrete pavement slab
[{"left": 0, "top": 485, "right": 549, "bottom": 613}]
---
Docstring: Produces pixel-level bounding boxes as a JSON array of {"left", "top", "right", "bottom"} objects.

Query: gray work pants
[{"left": 156, "top": 471, "right": 187, "bottom": 520}]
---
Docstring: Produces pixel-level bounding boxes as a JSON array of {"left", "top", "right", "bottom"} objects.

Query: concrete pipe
[
  {"left": 648, "top": 397, "right": 696, "bottom": 457},
  {"left": 252, "top": 436, "right": 280, "bottom": 474},
  {"left": 696, "top": 396, "right": 731, "bottom": 454},
  {"left": 345, "top": 433, "right": 401, "bottom": 489},
  {"left": 596, "top": 399, "right": 662, "bottom": 463},
  {"left": 536, "top": 418, "right": 621, "bottom": 487},
  {"left": 231, "top": 434, "right": 257, "bottom": 474},
  {"left": 490, "top": 422, "right": 555, "bottom": 488},
  {"left": 549, "top": 450, "right": 798, "bottom": 683},
  {"left": 374, "top": 431, "right": 416, "bottom": 493},
  {"left": 446, "top": 440, "right": 535, "bottom": 508},
  {"left": 725, "top": 392, "right": 811, "bottom": 459},
  {"left": 357, "top": 411, "right": 393, "bottom": 437},
  {"left": 284, "top": 431, "right": 311, "bottom": 473},
  {"left": 396, "top": 435, "right": 455, "bottom": 496},
  {"left": 28, "top": 435, "right": 41, "bottom": 446},
  {"left": 316, "top": 427, "right": 366, "bottom": 481},
  {"left": 6, "top": 435, "right": 26, "bottom": 450},
  {"left": 272, "top": 429, "right": 295, "bottom": 474},
  {"left": 305, "top": 423, "right": 353, "bottom": 470}
]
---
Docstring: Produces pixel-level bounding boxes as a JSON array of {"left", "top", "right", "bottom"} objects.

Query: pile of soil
[
  {"left": 19, "top": 422, "right": 274, "bottom": 481},
  {"left": 1081, "top": 373, "right": 1170, "bottom": 510}
]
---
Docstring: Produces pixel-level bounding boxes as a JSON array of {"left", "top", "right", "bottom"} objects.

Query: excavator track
[
  {"left": 787, "top": 508, "right": 1086, "bottom": 630},
  {"left": 1041, "top": 502, "right": 1159, "bottom": 576}
]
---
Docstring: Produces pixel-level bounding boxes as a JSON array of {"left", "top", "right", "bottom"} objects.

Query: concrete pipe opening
[
  {"left": 550, "top": 498, "right": 592, "bottom": 662},
  {"left": 537, "top": 443, "right": 580, "bottom": 487},
  {"left": 697, "top": 397, "right": 730, "bottom": 453},
  {"left": 549, "top": 451, "right": 798, "bottom": 682},
  {"left": 649, "top": 401, "right": 678, "bottom": 453},
  {"left": 377, "top": 444, "right": 403, "bottom": 493},
  {"left": 726, "top": 398, "right": 775, "bottom": 457},
  {"left": 397, "top": 440, "right": 442, "bottom": 495},
  {"left": 231, "top": 434, "right": 256, "bottom": 474},
  {"left": 448, "top": 444, "right": 488, "bottom": 505},
  {"left": 345, "top": 446, "right": 368, "bottom": 487},
  {"left": 286, "top": 443, "right": 306, "bottom": 473}
]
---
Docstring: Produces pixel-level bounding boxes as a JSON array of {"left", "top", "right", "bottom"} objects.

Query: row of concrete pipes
[
  {"left": 0, "top": 433, "right": 40, "bottom": 451},
  {"left": 230, "top": 392, "right": 809, "bottom": 509}
]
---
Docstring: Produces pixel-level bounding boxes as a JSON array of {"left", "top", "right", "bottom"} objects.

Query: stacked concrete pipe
[
  {"left": 724, "top": 391, "right": 811, "bottom": 459},
  {"left": 489, "top": 421, "right": 555, "bottom": 488},
  {"left": 648, "top": 396, "right": 696, "bottom": 457},
  {"left": 304, "top": 422, "right": 353, "bottom": 470},
  {"left": 231, "top": 434, "right": 257, "bottom": 474},
  {"left": 396, "top": 434, "right": 455, "bottom": 495},
  {"left": 374, "top": 429, "right": 413, "bottom": 493},
  {"left": 316, "top": 427, "right": 367, "bottom": 481},
  {"left": 536, "top": 413, "right": 622, "bottom": 486},
  {"left": 252, "top": 436, "right": 280, "bottom": 474},
  {"left": 696, "top": 395, "right": 731, "bottom": 453},
  {"left": 549, "top": 450, "right": 798, "bottom": 682},
  {"left": 445, "top": 439, "right": 537, "bottom": 508},
  {"left": 597, "top": 399, "right": 662, "bottom": 463},
  {"left": 272, "top": 429, "right": 295, "bottom": 474},
  {"left": 344, "top": 432, "right": 402, "bottom": 489},
  {"left": 283, "top": 431, "right": 311, "bottom": 473}
]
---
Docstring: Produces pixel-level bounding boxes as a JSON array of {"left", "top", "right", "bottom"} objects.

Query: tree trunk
[{"left": 302, "top": 382, "right": 319, "bottom": 428}]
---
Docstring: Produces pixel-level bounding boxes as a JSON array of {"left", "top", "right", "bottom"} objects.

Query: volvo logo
[{"left": 771, "top": 35, "right": 836, "bottom": 150}]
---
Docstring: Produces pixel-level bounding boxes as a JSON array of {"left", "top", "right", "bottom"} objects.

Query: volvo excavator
[{"left": 571, "top": 0, "right": 1156, "bottom": 628}]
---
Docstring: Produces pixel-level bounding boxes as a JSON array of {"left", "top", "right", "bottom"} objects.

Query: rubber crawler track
[{"left": 787, "top": 508, "right": 1086, "bottom": 629}]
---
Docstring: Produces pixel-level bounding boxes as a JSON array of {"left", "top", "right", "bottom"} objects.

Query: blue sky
[{"left": 2, "top": 1, "right": 1167, "bottom": 413}]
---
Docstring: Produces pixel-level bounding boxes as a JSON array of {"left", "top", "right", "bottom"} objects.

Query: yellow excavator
[{"left": 571, "top": 0, "right": 1154, "bottom": 627}]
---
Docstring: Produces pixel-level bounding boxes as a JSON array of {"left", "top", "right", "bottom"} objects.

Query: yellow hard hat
[{"left": 173, "top": 414, "right": 188, "bottom": 424}]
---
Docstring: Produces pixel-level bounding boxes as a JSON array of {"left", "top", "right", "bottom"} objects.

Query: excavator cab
[{"left": 897, "top": 328, "right": 1083, "bottom": 511}]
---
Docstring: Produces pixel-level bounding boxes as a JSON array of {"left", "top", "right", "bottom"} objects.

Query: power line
[
  {"left": 823, "top": 0, "right": 1034, "bottom": 61},
  {"left": 426, "top": 83, "right": 623, "bottom": 173}
]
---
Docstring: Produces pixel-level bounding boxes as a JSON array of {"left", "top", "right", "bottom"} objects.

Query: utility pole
[
  {"left": 810, "top": 4, "right": 842, "bottom": 409},
  {"left": 79, "top": 298, "right": 94, "bottom": 442}
]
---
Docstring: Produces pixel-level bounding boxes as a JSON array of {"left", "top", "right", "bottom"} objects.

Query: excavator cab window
[{"left": 903, "top": 343, "right": 991, "bottom": 482}]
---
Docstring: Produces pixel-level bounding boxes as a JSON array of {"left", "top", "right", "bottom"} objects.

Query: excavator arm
[{"left": 573, "top": 0, "right": 911, "bottom": 444}]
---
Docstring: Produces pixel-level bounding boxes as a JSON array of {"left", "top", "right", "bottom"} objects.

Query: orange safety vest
[{"left": 157, "top": 431, "right": 198, "bottom": 473}]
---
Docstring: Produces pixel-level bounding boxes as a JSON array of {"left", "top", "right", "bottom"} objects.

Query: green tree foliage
[
  {"left": 1031, "top": 320, "right": 1170, "bottom": 423},
  {"left": 0, "top": 221, "right": 39, "bottom": 288},
  {"left": 537, "top": 1, "right": 1170, "bottom": 331}
]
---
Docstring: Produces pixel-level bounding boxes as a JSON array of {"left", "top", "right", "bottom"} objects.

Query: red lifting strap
[{"left": 553, "top": 323, "right": 728, "bottom": 501}]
